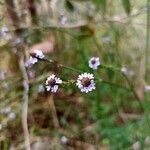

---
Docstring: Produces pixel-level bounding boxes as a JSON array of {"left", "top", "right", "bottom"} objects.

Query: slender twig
[
  {"left": 122, "top": 73, "right": 150, "bottom": 128},
  {"left": 101, "top": 63, "right": 145, "bottom": 102},
  {"left": 43, "top": 58, "right": 82, "bottom": 73},
  {"left": 58, "top": 65, "right": 82, "bottom": 73},
  {"left": 19, "top": 53, "right": 30, "bottom": 150},
  {"left": 122, "top": 73, "right": 141, "bottom": 101}
]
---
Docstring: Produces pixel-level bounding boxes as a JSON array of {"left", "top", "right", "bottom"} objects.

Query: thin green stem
[
  {"left": 97, "top": 79, "right": 129, "bottom": 91},
  {"left": 59, "top": 64, "right": 82, "bottom": 73},
  {"left": 43, "top": 58, "right": 82, "bottom": 73},
  {"left": 95, "top": 62, "right": 150, "bottom": 128},
  {"left": 33, "top": 57, "right": 150, "bottom": 127},
  {"left": 100, "top": 64, "right": 120, "bottom": 72},
  {"left": 42, "top": 58, "right": 130, "bottom": 91},
  {"left": 122, "top": 73, "right": 150, "bottom": 128}
]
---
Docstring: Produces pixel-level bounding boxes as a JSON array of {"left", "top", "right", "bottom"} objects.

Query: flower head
[
  {"left": 144, "top": 85, "right": 150, "bottom": 91},
  {"left": 102, "top": 36, "right": 111, "bottom": 44},
  {"left": 0, "top": 26, "right": 12, "bottom": 40},
  {"left": 89, "top": 57, "right": 100, "bottom": 70},
  {"left": 38, "top": 84, "right": 45, "bottom": 93},
  {"left": 0, "top": 107, "right": 11, "bottom": 114},
  {"left": 0, "top": 70, "right": 6, "bottom": 80},
  {"left": 121, "top": 67, "right": 128, "bottom": 74},
  {"left": 25, "top": 50, "right": 44, "bottom": 68},
  {"left": 59, "top": 14, "right": 67, "bottom": 25},
  {"left": 45, "top": 74, "right": 62, "bottom": 93},
  {"left": 121, "top": 66, "right": 134, "bottom": 76},
  {"left": 8, "top": 112, "right": 16, "bottom": 120},
  {"left": 76, "top": 73, "right": 95, "bottom": 93},
  {"left": 60, "top": 136, "right": 68, "bottom": 144},
  {"left": 31, "top": 49, "right": 45, "bottom": 59},
  {"left": 25, "top": 56, "right": 38, "bottom": 68}
]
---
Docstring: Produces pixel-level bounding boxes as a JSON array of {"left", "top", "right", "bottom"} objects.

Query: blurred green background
[{"left": 0, "top": 0, "right": 150, "bottom": 149}]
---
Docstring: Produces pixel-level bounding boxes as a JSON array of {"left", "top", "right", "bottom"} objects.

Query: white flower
[
  {"left": 89, "top": 57, "right": 100, "bottom": 70},
  {"left": 144, "top": 85, "right": 150, "bottom": 91},
  {"left": 25, "top": 56, "right": 38, "bottom": 68},
  {"left": 121, "top": 67, "right": 128, "bottom": 74},
  {"left": 32, "top": 49, "right": 45, "bottom": 59},
  {"left": 45, "top": 74, "right": 62, "bottom": 93},
  {"left": 60, "top": 15, "right": 67, "bottom": 25},
  {"left": 1, "top": 26, "right": 8, "bottom": 32},
  {"left": 121, "top": 67, "right": 134, "bottom": 76},
  {"left": 28, "top": 70, "right": 35, "bottom": 79},
  {"left": 38, "top": 84, "right": 45, "bottom": 93},
  {"left": 102, "top": 36, "right": 111, "bottom": 44},
  {"left": 0, "top": 70, "right": 5, "bottom": 80},
  {"left": 0, "top": 26, "right": 12, "bottom": 40},
  {"left": 0, "top": 107, "right": 11, "bottom": 114},
  {"left": 25, "top": 50, "right": 44, "bottom": 68},
  {"left": 2, "top": 82, "right": 9, "bottom": 92},
  {"left": 76, "top": 73, "right": 96, "bottom": 93},
  {"left": 60, "top": 136, "right": 68, "bottom": 144},
  {"left": 8, "top": 112, "right": 16, "bottom": 120}
]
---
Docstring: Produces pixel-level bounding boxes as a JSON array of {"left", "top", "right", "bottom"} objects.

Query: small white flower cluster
[
  {"left": 121, "top": 67, "right": 128, "bottom": 74},
  {"left": 45, "top": 73, "right": 96, "bottom": 93},
  {"left": 0, "top": 106, "right": 11, "bottom": 114},
  {"left": 102, "top": 35, "right": 111, "bottom": 44},
  {"left": 33, "top": 49, "right": 45, "bottom": 59},
  {"left": 25, "top": 50, "right": 45, "bottom": 68},
  {"left": 25, "top": 56, "right": 38, "bottom": 68},
  {"left": 38, "top": 84, "right": 45, "bottom": 93},
  {"left": 76, "top": 73, "right": 95, "bottom": 93},
  {"left": 0, "top": 70, "right": 5, "bottom": 80},
  {"left": 121, "top": 66, "right": 134, "bottom": 76},
  {"left": 45, "top": 57, "right": 101, "bottom": 93},
  {"left": 0, "top": 26, "right": 12, "bottom": 41},
  {"left": 89, "top": 57, "right": 100, "bottom": 70},
  {"left": 144, "top": 85, "right": 150, "bottom": 91},
  {"left": 59, "top": 14, "right": 68, "bottom": 25},
  {"left": 45, "top": 74, "right": 62, "bottom": 93},
  {"left": 8, "top": 112, "right": 16, "bottom": 120},
  {"left": 60, "top": 136, "right": 68, "bottom": 144},
  {"left": 0, "top": 107, "right": 16, "bottom": 121}
]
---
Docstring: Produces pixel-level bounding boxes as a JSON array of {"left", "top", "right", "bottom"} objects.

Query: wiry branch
[{"left": 18, "top": 52, "right": 30, "bottom": 150}]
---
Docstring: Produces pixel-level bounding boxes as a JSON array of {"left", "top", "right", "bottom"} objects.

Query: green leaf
[
  {"left": 122, "top": 0, "right": 131, "bottom": 15},
  {"left": 65, "top": 0, "right": 74, "bottom": 12}
]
